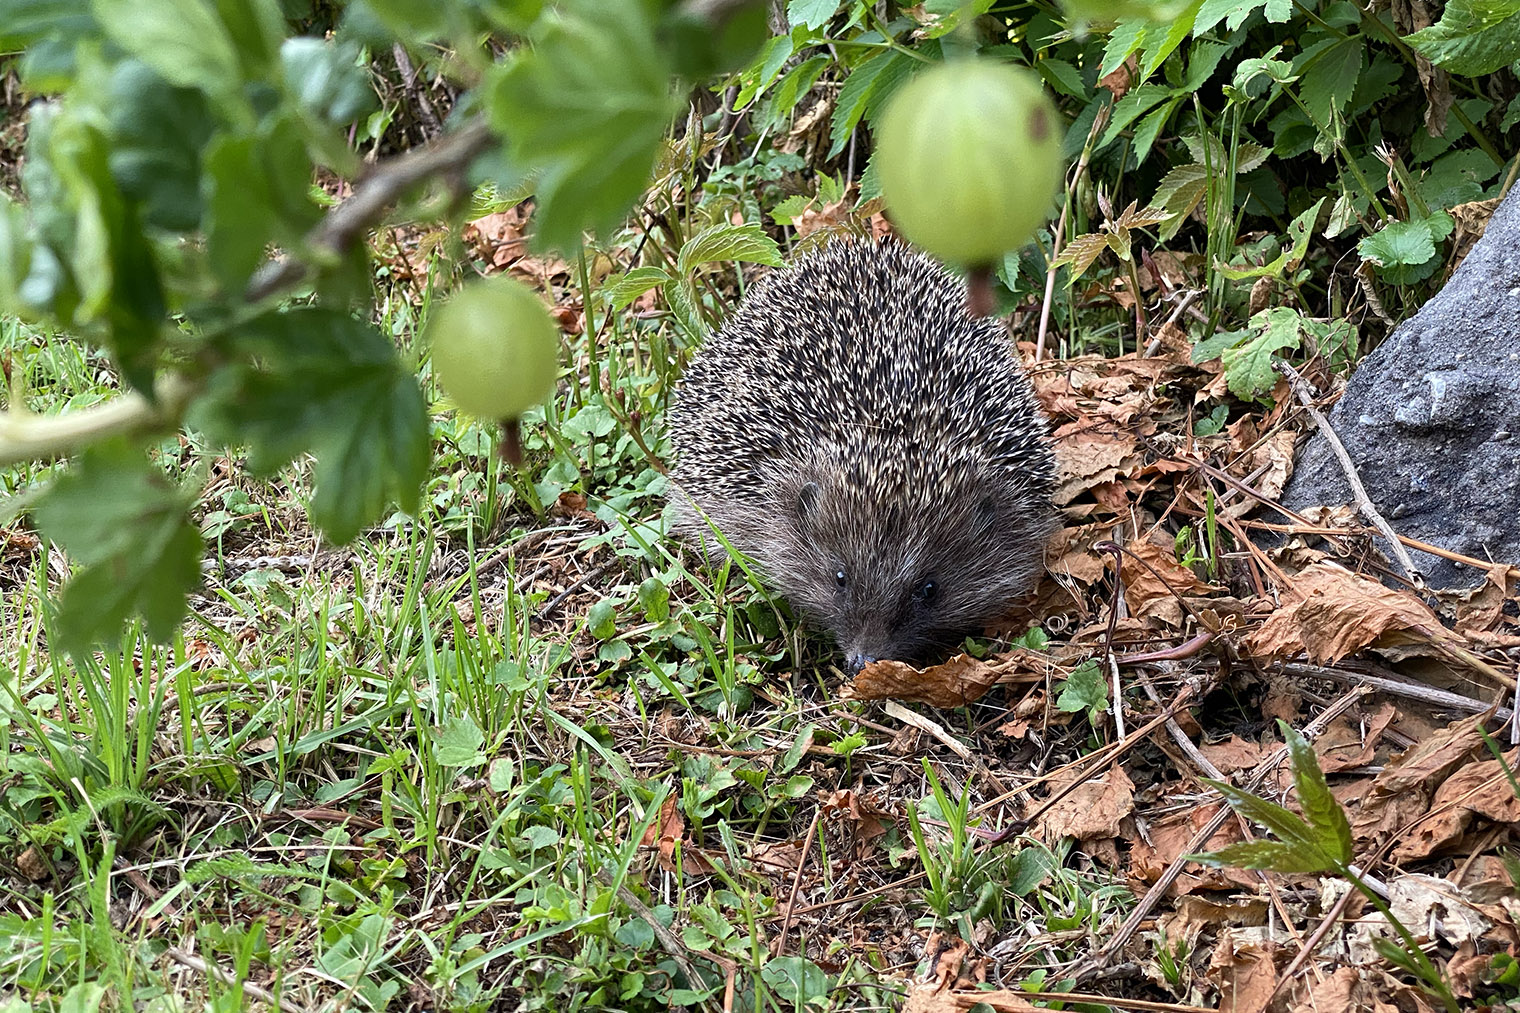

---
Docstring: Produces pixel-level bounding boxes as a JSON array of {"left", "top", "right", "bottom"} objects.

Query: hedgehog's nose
[{"left": 845, "top": 652, "right": 877, "bottom": 676}]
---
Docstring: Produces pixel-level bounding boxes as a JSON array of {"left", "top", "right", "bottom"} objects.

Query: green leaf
[
  {"left": 761, "top": 957, "right": 830, "bottom": 1005},
  {"left": 1220, "top": 306, "right": 1301, "bottom": 400},
  {"left": 637, "top": 577, "right": 670, "bottom": 623},
  {"left": 1295, "top": 35, "right": 1363, "bottom": 126},
  {"left": 1406, "top": 0, "right": 1520, "bottom": 76},
  {"left": 1140, "top": 0, "right": 1205, "bottom": 81},
  {"left": 1153, "top": 162, "right": 1208, "bottom": 219},
  {"left": 34, "top": 442, "right": 203, "bottom": 651},
  {"left": 604, "top": 266, "right": 671, "bottom": 310},
  {"left": 787, "top": 0, "right": 837, "bottom": 30},
  {"left": 1417, "top": 149, "right": 1502, "bottom": 209},
  {"left": 487, "top": 3, "right": 679, "bottom": 252},
  {"left": 104, "top": 59, "right": 215, "bottom": 232},
  {"left": 1036, "top": 57, "right": 1087, "bottom": 98},
  {"left": 1279, "top": 720, "right": 1353, "bottom": 865},
  {"left": 677, "top": 223, "right": 785, "bottom": 273},
  {"left": 1190, "top": 839, "right": 1331, "bottom": 873},
  {"left": 194, "top": 308, "right": 428, "bottom": 543},
  {"left": 1101, "top": 18, "right": 1151, "bottom": 77},
  {"left": 1217, "top": 196, "right": 1324, "bottom": 280},
  {"left": 830, "top": 48, "right": 915, "bottom": 156},
  {"left": 1358, "top": 215, "right": 1451, "bottom": 285},
  {"left": 203, "top": 114, "right": 318, "bottom": 293},
  {"left": 587, "top": 599, "right": 617, "bottom": 640},
  {"left": 1190, "top": 324, "right": 1250, "bottom": 364},
  {"left": 434, "top": 715, "right": 487, "bottom": 768},
  {"left": 90, "top": 0, "right": 241, "bottom": 101},
  {"left": 1055, "top": 661, "right": 1108, "bottom": 722},
  {"left": 1208, "top": 780, "right": 1331, "bottom": 859},
  {"left": 0, "top": 195, "right": 34, "bottom": 311},
  {"left": 281, "top": 37, "right": 379, "bottom": 127}
]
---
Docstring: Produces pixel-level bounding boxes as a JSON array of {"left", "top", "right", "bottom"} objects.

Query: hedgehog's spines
[{"left": 669, "top": 238, "right": 1056, "bottom": 669}]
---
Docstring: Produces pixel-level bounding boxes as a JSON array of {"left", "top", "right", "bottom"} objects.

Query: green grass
[{"left": 0, "top": 233, "right": 1124, "bottom": 1011}]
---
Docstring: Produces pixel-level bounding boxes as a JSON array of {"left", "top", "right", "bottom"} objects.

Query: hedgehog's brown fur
[{"left": 668, "top": 239, "right": 1056, "bottom": 672}]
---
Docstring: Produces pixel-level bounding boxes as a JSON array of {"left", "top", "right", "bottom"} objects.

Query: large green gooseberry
[{"left": 429, "top": 276, "right": 559, "bottom": 421}]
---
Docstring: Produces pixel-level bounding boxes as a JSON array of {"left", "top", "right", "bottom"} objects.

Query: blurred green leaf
[
  {"left": 204, "top": 114, "right": 318, "bottom": 293},
  {"left": 281, "top": 37, "right": 379, "bottom": 127},
  {"left": 34, "top": 442, "right": 203, "bottom": 651},
  {"left": 92, "top": 0, "right": 241, "bottom": 102},
  {"left": 195, "top": 308, "right": 428, "bottom": 543},
  {"left": 105, "top": 60, "right": 215, "bottom": 232},
  {"left": 1279, "top": 719, "right": 1353, "bottom": 865},
  {"left": 487, "top": 2, "right": 679, "bottom": 252}
]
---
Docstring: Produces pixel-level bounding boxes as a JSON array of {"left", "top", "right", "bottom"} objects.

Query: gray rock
[{"left": 1279, "top": 187, "right": 1520, "bottom": 588}]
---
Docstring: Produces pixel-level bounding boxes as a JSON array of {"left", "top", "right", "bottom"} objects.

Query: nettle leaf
[
  {"left": 204, "top": 114, "right": 318, "bottom": 293},
  {"left": 487, "top": 3, "right": 679, "bottom": 252},
  {"left": 1295, "top": 34, "right": 1363, "bottom": 126},
  {"left": 677, "top": 223, "right": 785, "bottom": 273},
  {"left": 1406, "top": 0, "right": 1520, "bottom": 77},
  {"left": 831, "top": 48, "right": 916, "bottom": 156},
  {"left": 91, "top": 0, "right": 241, "bottom": 103},
  {"left": 1279, "top": 720, "right": 1353, "bottom": 865},
  {"left": 1221, "top": 307, "right": 1301, "bottom": 400},
  {"left": 604, "top": 266, "right": 670, "bottom": 311},
  {"left": 104, "top": 59, "right": 216, "bottom": 232},
  {"left": 1050, "top": 232, "right": 1110, "bottom": 282},
  {"left": 1101, "top": 18, "right": 1151, "bottom": 77},
  {"left": 195, "top": 308, "right": 428, "bottom": 543},
  {"left": 33, "top": 442, "right": 203, "bottom": 651}
]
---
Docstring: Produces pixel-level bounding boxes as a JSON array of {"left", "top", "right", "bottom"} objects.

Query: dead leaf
[
  {"left": 1121, "top": 538, "right": 1211, "bottom": 623},
  {"left": 1199, "top": 735, "right": 1268, "bottom": 775},
  {"left": 1245, "top": 561, "right": 1462, "bottom": 665},
  {"left": 901, "top": 983, "right": 1047, "bottom": 1012},
  {"left": 1353, "top": 711, "right": 1489, "bottom": 851},
  {"left": 1288, "top": 966, "right": 1373, "bottom": 1013},
  {"left": 1129, "top": 801, "right": 1258, "bottom": 896},
  {"left": 1206, "top": 932, "right": 1280, "bottom": 1013},
  {"left": 1033, "top": 763, "right": 1134, "bottom": 842},
  {"left": 846, "top": 652, "right": 1040, "bottom": 708},
  {"left": 17, "top": 846, "right": 49, "bottom": 881},
  {"left": 1392, "top": 750, "right": 1520, "bottom": 860},
  {"left": 640, "top": 794, "right": 718, "bottom": 876}
]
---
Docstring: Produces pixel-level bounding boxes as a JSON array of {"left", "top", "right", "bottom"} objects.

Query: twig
[
  {"left": 882, "top": 700, "right": 973, "bottom": 760},
  {"left": 615, "top": 884, "right": 731, "bottom": 1013},
  {"left": 535, "top": 558, "right": 622, "bottom": 618},
  {"left": 1036, "top": 102, "right": 1111, "bottom": 361},
  {"left": 1273, "top": 360, "right": 1424, "bottom": 586},
  {"left": 0, "top": 372, "right": 199, "bottom": 468},
  {"left": 164, "top": 947, "right": 310, "bottom": 1013},
  {"left": 771, "top": 806, "right": 822, "bottom": 957},
  {"left": 1281, "top": 661, "right": 1514, "bottom": 724},
  {"left": 246, "top": 118, "right": 495, "bottom": 303}
]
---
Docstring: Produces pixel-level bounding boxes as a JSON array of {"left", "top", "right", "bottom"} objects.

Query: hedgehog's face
[{"left": 766, "top": 469, "right": 1052, "bottom": 675}]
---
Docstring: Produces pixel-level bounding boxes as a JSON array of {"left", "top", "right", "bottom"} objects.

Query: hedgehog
[{"left": 667, "top": 239, "right": 1057, "bottom": 674}]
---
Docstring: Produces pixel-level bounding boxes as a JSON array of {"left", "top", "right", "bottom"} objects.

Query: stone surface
[{"left": 1280, "top": 187, "right": 1520, "bottom": 588}]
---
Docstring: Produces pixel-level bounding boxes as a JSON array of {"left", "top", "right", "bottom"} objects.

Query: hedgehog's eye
[
  {"left": 834, "top": 569, "right": 848, "bottom": 588},
  {"left": 915, "top": 579, "right": 938, "bottom": 603}
]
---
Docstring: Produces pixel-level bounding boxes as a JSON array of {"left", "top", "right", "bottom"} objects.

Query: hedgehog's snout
[{"left": 844, "top": 650, "right": 877, "bottom": 676}]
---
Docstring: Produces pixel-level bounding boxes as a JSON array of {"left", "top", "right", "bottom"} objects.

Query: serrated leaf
[
  {"left": 1050, "top": 232, "right": 1110, "bottom": 282},
  {"left": 677, "top": 223, "right": 785, "bottom": 274},
  {"left": 604, "top": 266, "right": 670, "bottom": 310},
  {"left": 194, "top": 308, "right": 428, "bottom": 543},
  {"left": 1139, "top": 0, "right": 1205, "bottom": 81},
  {"left": 830, "top": 48, "right": 914, "bottom": 156},
  {"left": 434, "top": 714, "right": 487, "bottom": 767},
  {"left": 1217, "top": 196, "right": 1324, "bottom": 280},
  {"left": 1406, "top": 0, "right": 1520, "bottom": 76},
  {"left": 1194, "top": 0, "right": 1268, "bottom": 34},
  {"left": 1153, "top": 162, "right": 1208, "bottom": 219},
  {"left": 1190, "top": 839, "right": 1332, "bottom": 873},
  {"left": 1220, "top": 306, "right": 1301, "bottom": 400},
  {"left": 1279, "top": 720, "right": 1353, "bottom": 865},
  {"left": 34, "top": 443, "right": 203, "bottom": 651},
  {"left": 787, "top": 0, "right": 837, "bottom": 30},
  {"left": 1295, "top": 35, "right": 1363, "bottom": 125},
  {"left": 487, "top": 4, "right": 679, "bottom": 252},
  {"left": 91, "top": 0, "right": 240, "bottom": 102},
  {"left": 1036, "top": 57, "right": 1087, "bottom": 98},
  {"left": 1358, "top": 217, "right": 1437, "bottom": 270},
  {"left": 1099, "top": 84, "right": 1173, "bottom": 151},
  {"left": 1190, "top": 324, "right": 1250, "bottom": 364},
  {"left": 1130, "top": 97, "right": 1181, "bottom": 164},
  {"left": 1101, "top": 18, "right": 1151, "bottom": 77},
  {"left": 1417, "top": 149, "right": 1502, "bottom": 209},
  {"left": 1114, "top": 203, "right": 1173, "bottom": 229}
]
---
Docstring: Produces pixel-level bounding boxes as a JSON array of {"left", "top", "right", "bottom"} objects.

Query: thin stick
[
  {"left": 1272, "top": 360, "right": 1423, "bottom": 585},
  {"left": 164, "top": 947, "right": 311, "bottom": 1013},
  {"left": 1036, "top": 104, "right": 1111, "bottom": 361}
]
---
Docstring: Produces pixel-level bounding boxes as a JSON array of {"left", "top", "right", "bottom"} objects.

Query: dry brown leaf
[
  {"left": 820, "top": 788, "right": 889, "bottom": 846},
  {"left": 17, "top": 845, "right": 48, "bottom": 881},
  {"left": 1352, "top": 711, "right": 1489, "bottom": 851},
  {"left": 751, "top": 839, "right": 807, "bottom": 877},
  {"left": 1454, "top": 563, "right": 1519, "bottom": 636},
  {"left": 1158, "top": 896, "right": 1269, "bottom": 956},
  {"left": 1245, "top": 561, "right": 1461, "bottom": 664},
  {"left": 640, "top": 794, "right": 718, "bottom": 875},
  {"left": 1206, "top": 932, "right": 1280, "bottom": 1013},
  {"left": 1313, "top": 703, "right": 1395, "bottom": 773},
  {"left": 1392, "top": 750, "right": 1520, "bottom": 860},
  {"left": 1199, "top": 735, "right": 1268, "bottom": 775},
  {"left": 902, "top": 984, "right": 1047, "bottom": 1013},
  {"left": 1288, "top": 966, "right": 1373, "bottom": 1013},
  {"left": 1129, "top": 801, "right": 1258, "bottom": 896},
  {"left": 846, "top": 651, "right": 1043, "bottom": 708},
  {"left": 1050, "top": 427, "right": 1142, "bottom": 506},
  {"left": 1121, "top": 538, "right": 1211, "bottom": 623},
  {"left": 1033, "top": 763, "right": 1134, "bottom": 842}
]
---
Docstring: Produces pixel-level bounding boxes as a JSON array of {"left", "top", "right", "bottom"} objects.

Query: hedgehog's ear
[{"left": 797, "top": 481, "right": 822, "bottom": 523}]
